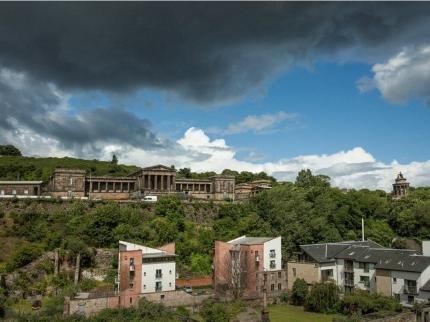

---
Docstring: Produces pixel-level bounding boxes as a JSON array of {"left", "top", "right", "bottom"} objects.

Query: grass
[{"left": 269, "top": 304, "right": 340, "bottom": 322}]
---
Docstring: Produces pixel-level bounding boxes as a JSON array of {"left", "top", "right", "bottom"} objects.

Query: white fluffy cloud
[
  {"left": 358, "top": 45, "right": 430, "bottom": 105},
  {"left": 207, "top": 111, "right": 297, "bottom": 135}
]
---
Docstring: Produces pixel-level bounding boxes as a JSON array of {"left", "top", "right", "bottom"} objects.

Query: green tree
[
  {"left": 111, "top": 154, "right": 118, "bottom": 165},
  {"left": 305, "top": 282, "right": 340, "bottom": 313},
  {"left": 190, "top": 253, "right": 212, "bottom": 275},
  {"left": 0, "top": 144, "right": 22, "bottom": 156},
  {"left": 178, "top": 167, "right": 192, "bottom": 178},
  {"left": 291, "top": 278, "right": 309, "bottom": 305}
]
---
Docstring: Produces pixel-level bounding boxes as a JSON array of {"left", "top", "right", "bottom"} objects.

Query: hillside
[{"left": 0, "top": 156, "right": 139, "bottom": 181}]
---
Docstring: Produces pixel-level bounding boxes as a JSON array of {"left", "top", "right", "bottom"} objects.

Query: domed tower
[{"left": 392, "top": 172, "right": 409, "bottom": 199}]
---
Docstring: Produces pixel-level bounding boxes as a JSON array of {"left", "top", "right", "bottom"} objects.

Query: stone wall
[
  {"left": 287, "top": 261, "right": 319, "bottom": 289},
  {"left": 362, "top": 312, "right": 416, "bottom": 322},
  {"left": 139, "top": 290, "right": 212, "bottom": 308},
  {"left": 89, "top": 192, "right": 131, "bottom": 200},
  {"left": 65, "top": 295, "right": 120, "bottom": 317}
]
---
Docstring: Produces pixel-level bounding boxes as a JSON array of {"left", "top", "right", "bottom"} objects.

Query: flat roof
[
  {"left": 228, "top": 236, "right": 277, "bottom": 245},
  {"left": 0, "top": 181, "right": 43, "bottom": 184}
]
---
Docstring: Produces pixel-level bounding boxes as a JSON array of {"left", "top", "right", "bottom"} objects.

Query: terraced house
[{"left": 288, "top": 240, "right": 430, "bottom": 306}]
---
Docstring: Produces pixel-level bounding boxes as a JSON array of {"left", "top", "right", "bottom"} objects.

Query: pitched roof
[
  {"left": 300, "top": 240, "right": 383, "bottom": 263},
  {"left": 421, "top": 279, "right": 430, "bottom": 292},
  {"left": 0, "top": 181, "right": 43, "bottom": 184},
  {"left": 141, "top": 164, "right": 175, "bottom": 171},
  {"left": 300, "top": 240, "right": 430, "bottom": 273}
]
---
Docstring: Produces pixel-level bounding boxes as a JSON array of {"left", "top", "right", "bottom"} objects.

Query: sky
[{"left": 0, "top": 2, "right": 430, "bottom": 191}]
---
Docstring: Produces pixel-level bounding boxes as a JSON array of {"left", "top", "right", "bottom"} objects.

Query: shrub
[
  {"left": 341, "top": 290, "right": 402, "bottom": 315},
  {"left": 200, "top": 301, "right": 230, "bottom": 322},
  {"left": 278, "top": 292, "right": 289, "bottom": 303},
  {"left": 304, "top": 282, "right": 340, "bottom": 313},
  {"left": 291, "top": 278, "right": 308, "bottom": 305},
  {"left": 6, "top": 243, "right": 43, "bottom": 272},
  {"left": 79, "top": 278, "right": 97, "bottom": 291}
]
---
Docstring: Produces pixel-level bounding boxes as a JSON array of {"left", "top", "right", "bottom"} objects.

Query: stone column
[
  {"left": 127, "top": 182, "right": 130, "bottom": 192},
  {"left": 167, "top": 175, "right": 171, "bottom": 192},
  {"left": 89, "top": 181, "right": 93, "bottom": 193},
  {"left": 154, "top": 174, "right": 157, "bottom": 190},
  {"left": 97, "top": 182, "right": 100, "bottom": 192},
  {"left": 120, "top": 182, "right": 123, "bottom": 192},
  {"left": 142, "top": 175, "right": 145, "bottom": 191}
]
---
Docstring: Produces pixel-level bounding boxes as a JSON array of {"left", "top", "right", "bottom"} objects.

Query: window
[
  {"left": 271, "top": 284, "right": 275, "bottom": 291},
  {"left": 269, "top": 249, "right": 276, "bottom": 258},
  {"left": 161, "top": 294, "right": 165, "bottom": 300},
  {"left": 278, "top": 283, "right": 282, "bottom": 290},
  {"left": 156, "top": 269, "right": 162, "bottom": 278},
  {"left": 393, "top": 277, "right": 397, "bottom": 284},
  {"left": 169, "top": 282, "right": 172, "bottom": 287},
  {"left": 408, "top": 295, "right": 414, "bottom": 305},
  {"left": 270, "top": 260, "right": 276, "bottom": 269},
  {"left": 278, "top": 272, "right": 282, "bottom": 279},
  {"left": 394, "top": 293, "right": 400, "bottom": 301},
  {"left": 360, "top": 276, "right": 370, "bottom": 287},
  {"left": 143, "top": 285, "right": 146, "bottom": 289},
  {"left": 144, "top": 272, "right": 146, "bottom": 276},
  {"left": 293, "top": 268, "right": 296, "bottom": 277},
  {"left": 130, "top": 297, "right": 132, "bottom": 304},
  {"left": 169, "top": 270, "right": 172, "bottom": 274}
]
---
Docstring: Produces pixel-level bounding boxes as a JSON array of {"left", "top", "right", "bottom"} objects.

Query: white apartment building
[
  {"left": 288, "top": 240, "right": 430, "bottom": 307},
  {"left": 118, "top": 240, "right": 176, "bottom": 300}
]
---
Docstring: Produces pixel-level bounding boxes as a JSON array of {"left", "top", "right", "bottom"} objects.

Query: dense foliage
[
  {"left": 304, "top": 282, "right": 340, "bottom": 313},
  {"left": 341, "top": 290, "right": 402, "bottom": 315},
  {"left": 0, "top": 145, "right": 22, "bottom": 156},
  {"left": 291, "top": 278, "right": 309, "bottom": 305}
]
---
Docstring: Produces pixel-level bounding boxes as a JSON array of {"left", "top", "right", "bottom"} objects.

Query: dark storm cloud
[
  {"left": 1, "top": 2, "right": 430, "bottom": 103},
  {"left": 0, "top": 69, "right": 166, "bottom": 151}
]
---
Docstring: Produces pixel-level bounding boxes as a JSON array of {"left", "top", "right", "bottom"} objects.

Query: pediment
[{"left": 141, "top": 164, "right": 176, "bottom": 172}]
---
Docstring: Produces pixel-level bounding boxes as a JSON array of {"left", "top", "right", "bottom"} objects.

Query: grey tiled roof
[
  {"left": 300, "top": 240, "right": 382, "bottom": 263},
  {"left": 421, "top": 279, "right": 430, "bottom": 292},
  {"left": 299, "top": 240, "right": 430, "bottom": 273}
]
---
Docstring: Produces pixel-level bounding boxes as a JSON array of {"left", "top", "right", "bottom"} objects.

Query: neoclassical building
[{"left": 0, "top": 164, "right": 237, "bottom": 201}]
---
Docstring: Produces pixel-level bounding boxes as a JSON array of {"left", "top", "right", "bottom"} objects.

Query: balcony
[
  {"left": 155, "top": 286, "right": 162, "bottom": 292},
  {"left": 155, "top": 273, "right": 163, "bottom": 279},
  {"left": 344, "top": 265, "right": 354, "bottom": 272},
  {"left": 404, "top": 286, "right": 418, "bottom": 295},
  {"left": 269, "top": 252, "right": 276, "bottom": 258},
  {"left": 344, "top": 279, "right": 354, "bottom": 287}
]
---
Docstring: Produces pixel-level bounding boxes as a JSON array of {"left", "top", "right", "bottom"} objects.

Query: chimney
[{"left": 423, "top": 241, "right": 430, "bottom": 256}]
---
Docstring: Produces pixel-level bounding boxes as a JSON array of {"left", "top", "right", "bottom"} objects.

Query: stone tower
[{"left": 392, "top": 172, "right": 409, "bottom": 199}]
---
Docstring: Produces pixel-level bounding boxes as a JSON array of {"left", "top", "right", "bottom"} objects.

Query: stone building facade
[
  {"left": 0, "top": 164, "right": 237, "bottom": 201},
  {"left": 392, "top": 172, "right": 410, "bottom": 199}
]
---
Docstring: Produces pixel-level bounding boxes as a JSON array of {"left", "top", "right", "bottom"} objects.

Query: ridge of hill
[{"left": 0, "top": 156, "right": 139, "bottom": 181}]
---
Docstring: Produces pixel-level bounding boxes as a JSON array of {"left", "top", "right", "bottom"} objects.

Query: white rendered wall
[
  {"left": 263, "top": 237, "right": 282, "bottom": 271},
  {"left": 320, "top": 262, "right": 338, "bottom": 284},
  {"left": 353, "top": 262, "right": 376, "bottom": 292},
  {"left": 422, "top": 241, "right": 430, "bottom": 256},
  {"left": 141, "top": 261, "right": 176, "bottom": 294}
]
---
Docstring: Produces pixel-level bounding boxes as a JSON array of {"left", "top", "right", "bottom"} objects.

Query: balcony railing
[
  {"left": 269, "top": 252, "right": 276, "bottom": 258},
  {"left": 344, "top": 279, "right": 354, "bottom": 287},
  {"left": 155, "top": 287, "right": 162, "bottom": 292},
  {"left": 155, "top": 273, "right": 163, "bottom": 279},
  {"left": 344, "top": 265, "right": 354, "bottom": 272},
  {"left": 404, "top": 286, "right": 418, "bottom": 295}
]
